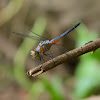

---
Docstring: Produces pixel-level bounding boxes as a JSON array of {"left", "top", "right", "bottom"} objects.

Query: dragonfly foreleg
[
  {"left": 41, "top": 54, "right": 45, "bottom": 64},
  {"left": 35, "top": 56, "right": 41, "bottom": 67}
]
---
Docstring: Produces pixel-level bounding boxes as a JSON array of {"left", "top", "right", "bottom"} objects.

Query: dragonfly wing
[
  {"left": 13, "top": 32, "right": 43, "bottom": 41},
  {"left": 49, "top": 43, "right": 74, "bottom": 61},
  {"left": 26, "top": 27, "right": 48, "bottom": 40}
]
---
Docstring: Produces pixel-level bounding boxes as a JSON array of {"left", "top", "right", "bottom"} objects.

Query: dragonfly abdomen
[
  {"left": 50, "top": 22, "right": 80, "bottom": 44},
  {"left": 50, "top": 38, "right": 60, "bottom": 44}
]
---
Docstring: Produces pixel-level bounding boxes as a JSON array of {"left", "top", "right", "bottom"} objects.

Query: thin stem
[{"left": 27, "top": 38, "right": 100, "bottom": 77}]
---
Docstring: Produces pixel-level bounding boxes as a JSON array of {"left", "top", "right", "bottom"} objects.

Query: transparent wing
[
  {"left": 13, "top": 32, "right": 43, "bottom": 42},
  {"left": 49, "top": 43, "right": 74, "bottom": 61},
  {"left": 26, "top": 27, "right": 48, "bottom": 40}
]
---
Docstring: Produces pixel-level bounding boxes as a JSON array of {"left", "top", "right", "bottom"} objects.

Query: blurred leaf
[
  {"left": 74, "top": 23, "right": 100, "bottom": 98},
  {"left": 74, "top": 58, "right": 100, "bottom": 98},
  {"left": 40, "top": 76, "right": 65, "bottom": 100},
  {"left": 29, "top": 81, "right": 45, "bottom": 100},
  {"left": 0, "top": 0, "right": 24, "bottom": 26},
  {"left": 76, "top": 23, "right": 99, "bottom": 47}
]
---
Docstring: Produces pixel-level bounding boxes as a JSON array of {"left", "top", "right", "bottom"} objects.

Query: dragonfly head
[{"left": 30, "top": 50, "right": 39, "bottom": 58}]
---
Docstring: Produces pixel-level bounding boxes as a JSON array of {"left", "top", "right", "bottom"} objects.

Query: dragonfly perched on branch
[{"left": 13, "top": 22, "right": 81, "bottom": 66}]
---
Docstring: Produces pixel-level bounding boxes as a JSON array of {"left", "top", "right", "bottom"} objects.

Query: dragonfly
[{"left": 13, "top": 22, "right": 80, "bottom": 66}]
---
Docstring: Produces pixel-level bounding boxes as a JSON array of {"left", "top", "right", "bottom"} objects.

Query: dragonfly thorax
[
  {"left": 30, "top": 50, "right": 40, "bottom": 58},
  {"left": 35, "top": 40, "right": 52, "bottom": 54}
]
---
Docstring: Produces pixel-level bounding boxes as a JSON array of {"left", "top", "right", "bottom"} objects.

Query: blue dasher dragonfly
[{"left": 13, "top": 22, "right": 80, "bottom": 66}]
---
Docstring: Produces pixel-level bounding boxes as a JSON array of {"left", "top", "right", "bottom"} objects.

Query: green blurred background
[{"left": 0, "top": 0, "right": 100, "bottom": 100}]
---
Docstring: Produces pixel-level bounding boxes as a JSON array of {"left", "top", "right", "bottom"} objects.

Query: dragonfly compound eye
[
  {"left": 30, "top": 50, "right": 39, "bottom": 58},
  {"left": 30, "top": 50, "right": 35, "bottom": 56}
]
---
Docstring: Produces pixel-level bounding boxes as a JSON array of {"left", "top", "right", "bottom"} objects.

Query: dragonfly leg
[
  {"left": 44, "top": 53, "right": 55, "bottom": 66},
  {"left": 44, "top": 53, "right": 53, "bottom": 58},
  {"left": 35, "top": 54, "right": 47, "bottom": 67},
  {"left": 35, "top": 56, "right": 41, "bottom": 67},
  {"left": 41, "top": 54, "right": 45, "bottom": 64}
]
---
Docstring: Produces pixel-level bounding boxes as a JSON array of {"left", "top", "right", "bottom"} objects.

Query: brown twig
[{"left": 27, "top": 38, "right": 100, "bottom": 77}]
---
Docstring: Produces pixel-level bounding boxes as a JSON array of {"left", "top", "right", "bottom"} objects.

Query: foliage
[{"left": 74, "top": 23, "right": 100, "bottom": 98}]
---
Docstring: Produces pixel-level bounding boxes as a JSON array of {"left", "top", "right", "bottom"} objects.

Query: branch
[{"left": 27, "top": 38, "right": 100, "bottom": 77}]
